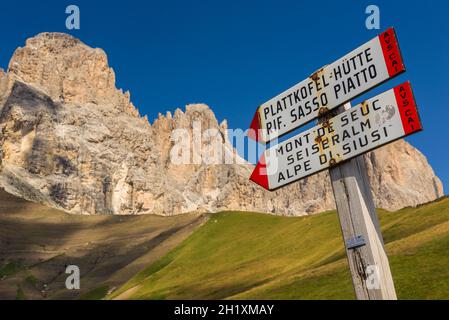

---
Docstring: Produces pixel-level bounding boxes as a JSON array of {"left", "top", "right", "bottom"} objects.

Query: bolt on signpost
[{"left": 248, "top": 28, "right": 422, "bottom": 300}]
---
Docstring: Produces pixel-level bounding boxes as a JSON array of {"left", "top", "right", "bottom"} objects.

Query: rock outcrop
[{"left": 0, "top": 33, "right": 444, "bottom": 216}]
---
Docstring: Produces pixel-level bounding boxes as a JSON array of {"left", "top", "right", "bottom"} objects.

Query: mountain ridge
[{"left": 0, "top": 32, "right": 444, "bottom": 216}]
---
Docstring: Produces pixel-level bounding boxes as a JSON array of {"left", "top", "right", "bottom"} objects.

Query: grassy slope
[
  {"left": 0, "top": 189, "right": 206, "bottom": 300},
  {"left": 110, "top": 197, "right": 449, "bottom": 300}
]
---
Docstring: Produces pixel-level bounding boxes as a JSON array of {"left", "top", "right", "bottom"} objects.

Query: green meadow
[{"left": 109, "top": 197, "right": 449, "bottom": 300}]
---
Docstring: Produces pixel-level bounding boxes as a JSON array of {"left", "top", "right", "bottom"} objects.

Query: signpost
[
  {"left": 248, "top": 29, "right": 422, "bottom": 300},
  {"left": 250, "top": 82, "right": 422, "bottom": 191},
  {"left": 248, "top": 27, "right": 405, "bottom": 143}
]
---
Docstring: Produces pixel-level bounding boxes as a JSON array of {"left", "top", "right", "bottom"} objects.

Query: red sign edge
[
  {"left": 394, "top": 81, "right": 423, "bottom": 135},
  {"left": 250, "top": 154, "right": 269, "bottom": 190},
  {"left": 248, "top": 109, "right": 261, "bottom": 142},
  {"left": 379, "top": 27, "right": 406, "bottom": 77}
]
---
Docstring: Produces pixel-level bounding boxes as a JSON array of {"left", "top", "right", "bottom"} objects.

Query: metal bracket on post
[{"left": 345, "top": 235, "right": 366, "bottom": 250}]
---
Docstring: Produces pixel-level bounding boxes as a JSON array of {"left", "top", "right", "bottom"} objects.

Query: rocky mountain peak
[
  {"left": 185, "top": 103, "right": 212, "bottom": 113},
  {"left": 20, "top": 32, "right": 83, "bottom": 54},
  {"left": 7, "top": 32, "right": 139, "bottom": 117},
  {"left": 0, "top": 33, "right": 444, "bottom": 216}
]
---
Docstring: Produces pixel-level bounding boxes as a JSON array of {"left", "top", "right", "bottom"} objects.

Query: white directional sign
[
  {"left": 248, "top": 27, "right": 405, "bottom": 143},
  {"left": 250, "top": 82, "right": 421, "bottom": 191}
]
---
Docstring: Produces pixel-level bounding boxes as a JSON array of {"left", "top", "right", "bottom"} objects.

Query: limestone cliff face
[{"left": 0, "top": 33, "right": 444, "bottom": 216}]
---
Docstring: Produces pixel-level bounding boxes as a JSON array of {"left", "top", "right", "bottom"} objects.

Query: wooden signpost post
[{"left": 248, "top": 28, "right": 421, "bottom": 300}]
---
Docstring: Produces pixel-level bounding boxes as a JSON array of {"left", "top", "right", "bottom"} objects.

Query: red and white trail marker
[
  {"left": 248, "top": 27, "right": 405, "bottom": 143},
  {"left": 250, "top": 82, "right": 422, "bottom": 191}
]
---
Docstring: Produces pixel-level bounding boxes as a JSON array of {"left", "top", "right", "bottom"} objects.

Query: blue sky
[{"left": 0, "top": 0, "right": 448, "bottom": 192}]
